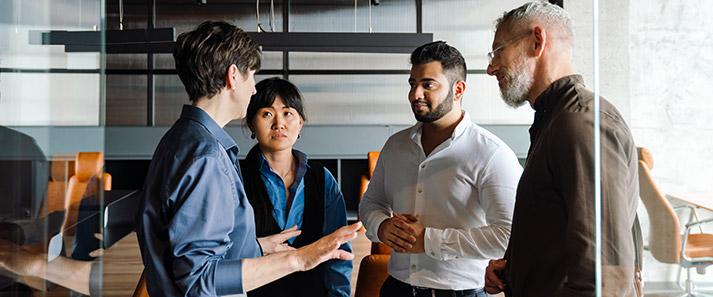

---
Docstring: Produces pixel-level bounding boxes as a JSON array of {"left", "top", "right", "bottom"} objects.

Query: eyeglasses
[{"left": 487, "top": 32, "right": 530, "bottom": 64}]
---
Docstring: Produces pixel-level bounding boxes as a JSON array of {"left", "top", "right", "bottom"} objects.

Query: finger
[
  {"left": 392, "top": 220, "right": 417, "bottom": 235},
  {"left": 344, "top": 221, "right": 362, "bottom": 232},
  {"left": 485, "top": 271, "right": 505, "bottom": 289},
  {"left": 390, "top": 228, "right": 416, "bottom": 243},
  {"left": 89, "top": 249, "right": 104, "bottom": 257},
  {"left": 274, "top": 230, "right": 302, "bottom": 242},
  {"left": 385, "top": 237, "right": 412, "bottom": 252},
  {"left": 94, "top": 233, "right": 103, "bottom": 241},
  {"left": 398, "top": 213, "right": 419, "bottom": 222},
  {"left": 331, "top": 249, "right": 354, "bottom": 261},
  {"left": 484, "top": 285, "right": 502, "bottom": 294},
  {"left": 383, "top": 239, "right": 407, "bottom": 253},
  {"left": 282, "top": 225, "right": 299, "bottom": 233}
]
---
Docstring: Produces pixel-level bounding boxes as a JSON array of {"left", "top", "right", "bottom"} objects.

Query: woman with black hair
[{"left": 242, "top": 77, "right": 352, "bottom": 297}]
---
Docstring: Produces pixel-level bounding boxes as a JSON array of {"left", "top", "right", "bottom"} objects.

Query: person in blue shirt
[
  {"left": 241, "top": 78, "right": 352, "bottom": 297},
  {"left": 136, "top": 21, "right": 361, "bottom": 297}
]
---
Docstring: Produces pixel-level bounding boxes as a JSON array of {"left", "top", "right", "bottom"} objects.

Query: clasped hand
[{"left": 376, "top": 214, "right": 425, "bottom": 253}]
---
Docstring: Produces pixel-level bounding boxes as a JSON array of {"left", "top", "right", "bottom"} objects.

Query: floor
[{"left": 38, "top": 231, "right": 710, "bottom": 296}]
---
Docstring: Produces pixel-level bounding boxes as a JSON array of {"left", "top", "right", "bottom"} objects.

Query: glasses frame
[{"left": 487, "top": 31, "right": 532, "bottom": 64}]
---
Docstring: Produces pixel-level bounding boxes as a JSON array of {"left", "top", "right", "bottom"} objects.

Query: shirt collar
[
  {"left": 409, "top": 110, "right": 470, "bottom": 143},
  {"left": 256, "top": 147, "right": 310, "bottom": 176},
  {"left": 533, "top": 74, "right": 584, "bottom": 113},
  {"left": 180, "top": 105, "right": 238, "bottom": 152}
]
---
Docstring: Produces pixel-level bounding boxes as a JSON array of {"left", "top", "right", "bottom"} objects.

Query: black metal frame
[{"left": 9, "top": 0, "right": 566, "bottom": 126}]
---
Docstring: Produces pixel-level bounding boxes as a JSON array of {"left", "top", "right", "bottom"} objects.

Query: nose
[
  {"left": 410, "top": 86, "right": 424, "bottom": 101},
  {"left": 486, "top": 62, "right": 498, "bottom": 76},
  {"left": 272, "top": 114, "right": 286, "bottom": 130}
]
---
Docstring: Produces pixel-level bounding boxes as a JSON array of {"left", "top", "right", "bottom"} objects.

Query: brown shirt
[{"left": 503, "top": 75, "right": 639, "bottom": 297}]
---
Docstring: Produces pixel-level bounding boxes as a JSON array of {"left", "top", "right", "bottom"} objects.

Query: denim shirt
[
  {"left": 137, "top": 105, "right": 261, "bottom": 297},
  {"left": 254, "top": 151, "right": 352, "bottom": 297}
]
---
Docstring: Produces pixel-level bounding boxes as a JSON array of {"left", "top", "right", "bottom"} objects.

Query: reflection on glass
[
  {"left": 608, "top": 0, "right": 713, "bottom": 295},
  {"left": 106, "top": 75, "right": 147, "bottom": 126}
]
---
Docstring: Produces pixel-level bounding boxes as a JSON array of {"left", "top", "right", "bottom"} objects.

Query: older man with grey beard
[{"left": 483, "top": 2, "right": 642, "bottom": 297}]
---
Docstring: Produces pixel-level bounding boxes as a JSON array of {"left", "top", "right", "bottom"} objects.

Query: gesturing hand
[
  {"left": 295, "top": 222, "right": 361, "bottom": 271},
  {"left": 257, "top": 226, "right": 301, "bottom": 255},
  {"left": 484, "top": 258, "right": 507, "bottom": 294},
  {"left": 0, "top": 239, "right": 46, "bottom": 277},
  {"left": 377, "top": 214, "right": 418, "bottom": 253}
]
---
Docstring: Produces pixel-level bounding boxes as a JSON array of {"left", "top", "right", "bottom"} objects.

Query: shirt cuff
[
  {"left": 215, "top": 259, "right": 244, "bottom": 295},
  {"left": 364, "top": 213, "right": 391, "bottom": 243},
  {"left": 424, "top": 227, "right": 454, "bottom": 261}
]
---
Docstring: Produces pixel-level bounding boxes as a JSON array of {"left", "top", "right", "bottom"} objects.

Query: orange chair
[
  {"left": 45, "top": 160, "right": 70, "bottom": 214},
  {"left": 354, "top": 151, "right": 392, "bottom": 297},
  {"left": 638, "top": 147, "right": 713, "bottom": 295},
  {"left": 60, "top": 152, "right": 112, "bottom": 238},
  {"left": 132, "top": 271, "right": 149, "bottom": 297}
]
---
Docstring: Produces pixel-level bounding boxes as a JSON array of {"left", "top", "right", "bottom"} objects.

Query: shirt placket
[{"left": 410, "top": 153, "right": 427, "bottom": 279}]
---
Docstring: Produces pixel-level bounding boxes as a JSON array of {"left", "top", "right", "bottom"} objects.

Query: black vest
[{"left": 242, "top": 146, "right": 328, "bottom": 297}]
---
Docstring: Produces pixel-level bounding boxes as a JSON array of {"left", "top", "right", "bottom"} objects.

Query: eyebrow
[{"left": 408, "top": 77, "right": 437, "bottom": 83}]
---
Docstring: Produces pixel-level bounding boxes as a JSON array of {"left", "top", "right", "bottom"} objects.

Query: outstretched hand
[
  {"left": 258, "top": 226, "right": 301, "bottom": 255},
  {"left": 295, "top": 221, "right": 361, "bottom": 271}
]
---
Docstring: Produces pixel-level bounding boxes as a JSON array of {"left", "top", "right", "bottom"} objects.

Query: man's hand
[
  {"left": 484, "top": 258, "right": 507, "bottom": 294},
  {"left": 257, "top": 226, "right": 301, "bottom": 255},
  {"left": 394, "top": 214, "right": 425, "bottom": 253},
  {"left": 293, "top": 222, "right": 361, "bottom": 271},
  {"left": 377, "top": 215, "right": 417, "bottom": 253}
]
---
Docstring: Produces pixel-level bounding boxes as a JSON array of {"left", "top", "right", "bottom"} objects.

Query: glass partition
[
  {"left": 1, "top": 0, "right": 108, "bottom": 296},
  {"left": 598, "top": 0, "right": 713, "bottom": 295}
]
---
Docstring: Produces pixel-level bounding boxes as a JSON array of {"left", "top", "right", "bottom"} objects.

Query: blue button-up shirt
[
  {"left": 137, "top": 105, "right": 261, "bottom": 297},
  {"left": 254, "top": 151, "right": 352, "bottom": 297}
]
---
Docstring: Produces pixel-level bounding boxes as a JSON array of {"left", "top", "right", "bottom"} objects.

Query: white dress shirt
[{"left": 359, "top": 111, "right": 522, "bottom": 290}]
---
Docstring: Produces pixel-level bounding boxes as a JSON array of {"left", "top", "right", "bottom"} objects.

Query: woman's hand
[
  {"left": 0, "top": 239, "right": 47, "bottom": 277},
  {"left": 257, "top": 226, "right": 301, "bottom": 255}
]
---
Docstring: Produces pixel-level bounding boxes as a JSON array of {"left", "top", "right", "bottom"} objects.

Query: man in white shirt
[{"left": 359, "top": 41, "right": 522, "bottom": 297}]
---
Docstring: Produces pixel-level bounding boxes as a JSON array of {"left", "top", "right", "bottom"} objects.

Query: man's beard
[
  {"left": 499, "top": 53, "right": 534, "bottom": 108},
  {"left": 412, "top": 88, "right": 454, "bottom": 123}
]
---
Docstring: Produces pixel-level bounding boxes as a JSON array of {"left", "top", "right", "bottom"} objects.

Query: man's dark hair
[
  {"left": 246, "top": 77, "right": 307, "bottom": 130},
  {"left": 173, "top": 21, "right": 261, "bottom": 102},
  {"left": 410, "top": 41, "right": 467, "bottom": 85}
]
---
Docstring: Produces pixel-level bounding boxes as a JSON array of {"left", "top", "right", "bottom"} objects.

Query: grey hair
[{"left": 495, "top": 1, "right": 574, "bottom": 46}]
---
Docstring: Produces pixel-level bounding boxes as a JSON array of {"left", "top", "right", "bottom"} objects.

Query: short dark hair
[
  {"left": 410, "top": 41, "right": 467, "bottom": 84},
  {"left": 246, "top": 77, "right": 307, "bottom": 130},
  {"left": 173, "top": 21, "right": 261, "bottom": 102}
]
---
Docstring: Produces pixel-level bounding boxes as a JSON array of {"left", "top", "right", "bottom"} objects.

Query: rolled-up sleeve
[
  {"left": 424, "top": 146, "right": 521, "bottom": 260},
  {"left": 168, "top": 156, "right": 245, "bottom": 296}
]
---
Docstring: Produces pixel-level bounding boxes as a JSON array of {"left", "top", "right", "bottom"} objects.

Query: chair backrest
[
  {"left": 61, "top": 152, "right": 111, "bottom": 236},
  {"left": 359, "top": 151, "right": 381, "bottom": 201},
  {"left": 45, "top": 160, "right": 69, "bottom": 213},
  {"left": 367, "top": 151, "right": 380, "bottom": 177},
  {"left": 354, "top": 254, "right": 390, "bottom": 297},
  {"left": 132, "top": 271, "right": 149, "bottom": 297},
  {"left": 637, "top": 147, "right": 681, "bottom": 264}
]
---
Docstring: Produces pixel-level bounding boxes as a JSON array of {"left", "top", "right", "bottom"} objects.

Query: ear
[
  {"left": 297, "top": 116, "right": 304, "bottom": 131},
  {"left": 225, "top": 64, "right": 240, "bottom": 90},
  {"left": 453, "top": 80, "right": 466, "bottom": 102},
  {"left": 532, "top": 26, "right": 547, "bottom": 58}
]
